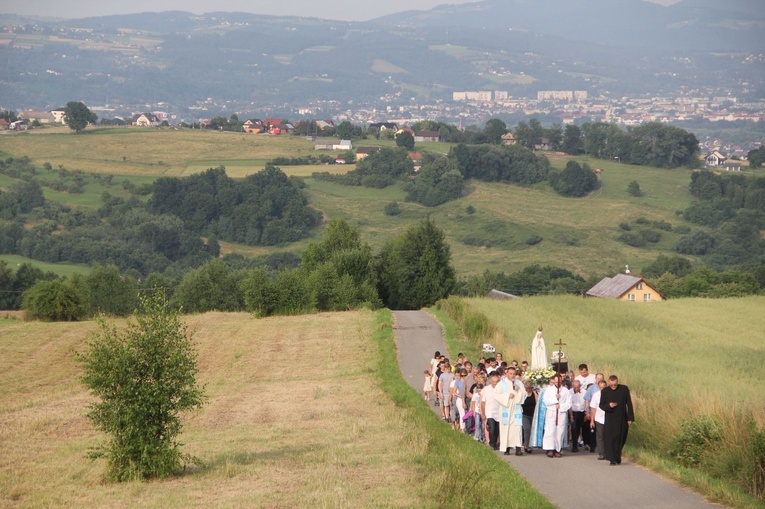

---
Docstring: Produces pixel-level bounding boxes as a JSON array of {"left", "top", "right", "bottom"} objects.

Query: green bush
[
  {"left": 77, "top": 292, "right": 206, "bottom": 481},
  {"left": 525, "top": 235, "right": 543, "bottom": 246},
  {"left": 670, "top": 416, "right": 722, "bottom": 467},
  {"left": 619, "top": 222, "right": 632, "bottom": 231},
  {"left": 617, "top": 232, "right": 646, "bottom": 247},
  {"left": 22, "top": 279, "right": 88, "bottom": 321},
  {"left": 639, "top": 229, "right": 662, "bottom": 243},
  {"left": 384, "top": 201, "right": 402, "bottom": 216},
  {"left": 635, "top": 217, "right": 649, "bottom": 225},
  {"left": 652, "top": 220, "right": 673, "bottom": 231}
]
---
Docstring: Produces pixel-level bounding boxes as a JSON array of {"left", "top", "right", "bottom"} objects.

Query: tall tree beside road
[
  {"left": 378, "top": 218, "right": 455, "bottom": 310},
  {"left": 64, "top": 101, "right": 97, "bottom": 132}
]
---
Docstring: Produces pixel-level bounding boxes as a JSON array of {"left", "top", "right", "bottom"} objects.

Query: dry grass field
[{"left": 0, "top": 310, "right": 432, "bottom": 508}]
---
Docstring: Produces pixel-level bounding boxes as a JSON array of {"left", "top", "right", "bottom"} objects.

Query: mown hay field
[{"left": 0, "top": 311, "right": 430, "bottom": 508}]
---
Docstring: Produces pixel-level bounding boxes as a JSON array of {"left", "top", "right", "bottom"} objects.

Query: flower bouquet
[{"left": 523, "top": 368, "right": 557, "bottom": 387}]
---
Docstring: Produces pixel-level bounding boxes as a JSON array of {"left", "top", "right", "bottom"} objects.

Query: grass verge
[
  {"left": 450, "top": 295, "right": 765, "bottom": 508},
  {"left": 374, "top": 309, "right": 553, "bottom": 508}
]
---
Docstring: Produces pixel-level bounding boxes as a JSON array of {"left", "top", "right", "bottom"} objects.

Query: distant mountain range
[{"left": 0, "top": 0, "right": 762, "bottom": 112}]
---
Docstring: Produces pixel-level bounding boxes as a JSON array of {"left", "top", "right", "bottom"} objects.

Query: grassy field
[
  {"left": 0, "top": 127, "right": 450, "bottom": 177},
  {"left": 0, "top": 309, "right": 551, "bottom": 508},
  {"left": 0, "top": 255, "right": 89, "bottom": 277},
  {"left": 304, "top": 157, "right": 698, "bottom": 276},
  {"left": 1, "top": 128, "right": 703, "bottom": 276},
  {"left": 456, "top": 295, "right": 765, "bottom": 507}
]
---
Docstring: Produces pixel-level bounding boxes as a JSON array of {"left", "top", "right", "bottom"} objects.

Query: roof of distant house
[{"left": 586, "top": 273, "right": 654, "bottom": 299}]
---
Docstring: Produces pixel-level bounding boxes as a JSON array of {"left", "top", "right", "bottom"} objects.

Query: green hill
[{"left": 0, "top": 128, "right": 705, "bottom": 277}]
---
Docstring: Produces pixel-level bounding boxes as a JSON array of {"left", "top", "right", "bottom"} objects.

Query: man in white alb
[{"left": 542, "top": 375, "right": 571, "bottom": 458}]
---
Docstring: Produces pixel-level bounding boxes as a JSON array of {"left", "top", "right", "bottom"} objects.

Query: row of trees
[
  {"left": 20, "top": 218, "right": 456, "bottom": 320},
  {"left": 560, "top": 122, "right": 700, "bottom": 168},
  {"left": 150, "top": 166, "right": 320, "bottom": 246}
]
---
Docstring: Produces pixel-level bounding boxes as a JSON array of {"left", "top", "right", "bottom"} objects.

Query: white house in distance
[
  {"left": 131, "top": 113, "right": 161, "bottom": 127},
  {"left": 705, "top": 150, "right": 726, "bottom": 167},
  {"left": 50, "top": 108, "right": 67, "bottom": 124}
]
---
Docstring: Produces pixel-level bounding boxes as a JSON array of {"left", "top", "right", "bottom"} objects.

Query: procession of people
[{"left": 424, "top": 328, "right": 634, "bottom": 466}]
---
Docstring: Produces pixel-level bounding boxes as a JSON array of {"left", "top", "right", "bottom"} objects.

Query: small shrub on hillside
[
  {"left": 639, "top": 229, "right": 661, "bottom": 243},
  {"left": 627, "top": 180, "right": 643, "bottom": 197},
  {"left": 618, "top": 232, "right": 646, "bottom": 247},
  {"left": 675, "top": 225, "right": 691, "bottom": 234},
  {"left": 525, "top": 235, "right": 543, "bottom": 246},
  {"left": 635, "top": 217, "right": 649, "bottom": 225},
  {"left": 384, "top": 201, "right": 402, "bottom": 216},
  {"left": 619, "top": 222, "right": 632, "bottom": 231},
  {"left": 652, "top": 220, "right": 673, "bottom": 231},
  {"left": 670, "top": 416, "right": 722, "bottom": 467},
  {"left": 465, "top": 205, "right": 476, "bottom": 215}
]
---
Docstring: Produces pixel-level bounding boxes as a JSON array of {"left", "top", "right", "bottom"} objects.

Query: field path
[{"left": 392, "top": 310, "right": 724, "bottom": 509}]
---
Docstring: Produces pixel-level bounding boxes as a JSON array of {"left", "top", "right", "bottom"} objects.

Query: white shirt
[
  {"left": 575, "top": 373, "right": 597, "bottom": 390},
  {"left": 482, "top": 384, "right": 500, "bottom": 420},
  {"left": 471, "top": 392, "right": 481, "bottom": 415},
  {"left": 591, "top": 389, "right": 605, "bottom": 424},
  {"left": 570, "top": 389, "right": 586, "bottom": 412}
]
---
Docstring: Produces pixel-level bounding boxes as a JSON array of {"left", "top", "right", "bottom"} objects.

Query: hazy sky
[{"left": 1, "top": 0, "right": 677, "bottom": 22}]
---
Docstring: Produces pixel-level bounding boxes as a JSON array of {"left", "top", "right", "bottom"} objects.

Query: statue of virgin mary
[{"left": 530, "top": 327, "right": 547, "bottom": 370}]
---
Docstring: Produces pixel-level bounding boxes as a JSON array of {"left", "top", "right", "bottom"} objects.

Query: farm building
[{"left": 586, "top": 273, "right": 663, "bottom": 302}]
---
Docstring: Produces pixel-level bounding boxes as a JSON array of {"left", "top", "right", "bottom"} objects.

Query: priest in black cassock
[{"left": 599, "top": 375, "right": 634, "bottom": 465}]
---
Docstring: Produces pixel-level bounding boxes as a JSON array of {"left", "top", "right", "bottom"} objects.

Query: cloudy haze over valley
[{"left": 3, "top": 0, "right": 678, "bottom": 21}]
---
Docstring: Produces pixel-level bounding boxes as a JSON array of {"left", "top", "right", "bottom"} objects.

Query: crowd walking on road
[{"left": 425, "top": 352, "right": 634, "bottom": 466}]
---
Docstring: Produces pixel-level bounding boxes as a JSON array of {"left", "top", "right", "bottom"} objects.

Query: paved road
[{"left": 392, "top": 310, "right": 724, "bottom": 509}]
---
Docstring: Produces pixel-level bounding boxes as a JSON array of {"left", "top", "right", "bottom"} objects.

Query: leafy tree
[
  {"left": 377, "top": 218, "right": 455, "bottom": 309},
  {"left": 396, "top": 130, "right": 415, "bottom": 150},
  {"left": 627, "top": 180, "right": 643, "bottom": 197},
  {"left": 22, "top": 279, "right": 88, "bottom": 321},
  {"left": 483, "top": 118, "right": 507, "bottom": 144},
  {"left": 405, "top": 156, "right": 464, "bottom": 206},
  {"left": 314, "top": 147, "right": 414, "bottom": 188},
  {"left": 675, "top": 230, "right": 716, "bottom": 255},
  {"left": 241, "top": 267, "right": 278, "bottom": 316},
  {"left": 335, "top": 120, "right": 361, "bottom": 139},
  {"left": 64, "top": 101, "right": 98, "bottom": 132},
  {"left": 85, "top": 265, "right": 139, "bottom": 316},
  {"left": 11, "top": 179, "right": 45, "bottom": 213},
  {"left": 747, "top": 146, "right": 765, "bottom": 168},
  {"left": 0, "top": 110, "right": 18, "bottom": 122},
  {"left": 77, "top": 292, "right": 205, "bottom": 481},
  {"left": 174, "top": 259, "right": 243, "bottom": 312},
  {"left": 550, "top": 160, "right": 598, "bottom": 197},
  {"left": 642, "top": 254, "right": 693, "bottom": 278}
]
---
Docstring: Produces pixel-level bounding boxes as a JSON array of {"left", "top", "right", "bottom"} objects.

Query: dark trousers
[
  {"left": 522, "top": 414, "right": 533, "bottom": 449},
  {"left": 487, "top": 418, "right": 500, "bottom": 450},
  {"left": 571, "top": 411, "right": 585, "bottom": 449},
  {"left": 595, "top": 422, "right": 605, "bottom": 456}
]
